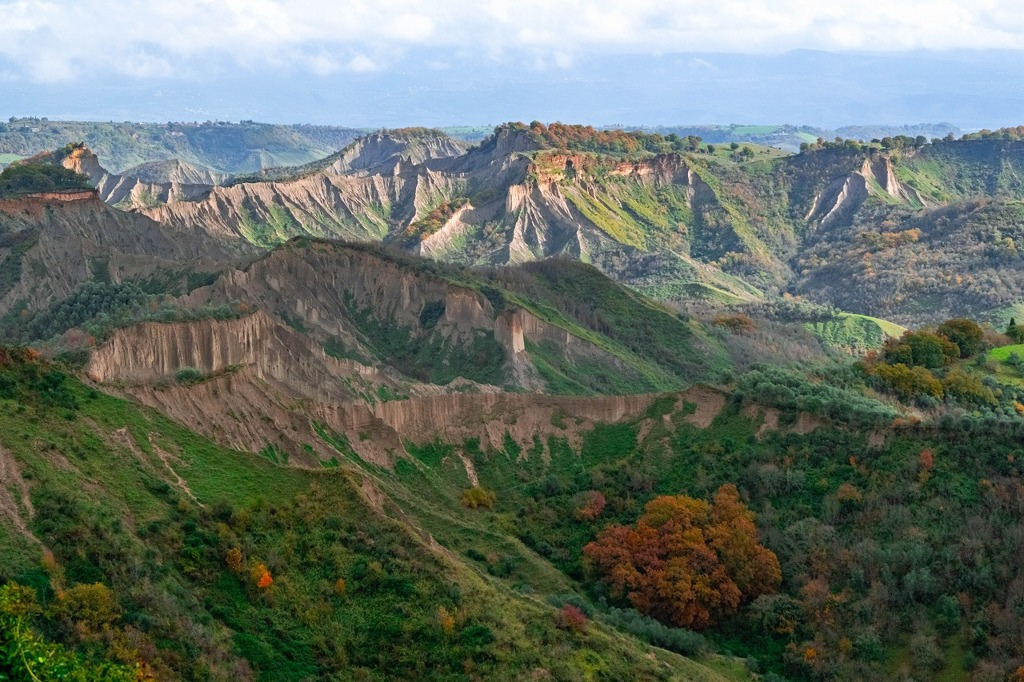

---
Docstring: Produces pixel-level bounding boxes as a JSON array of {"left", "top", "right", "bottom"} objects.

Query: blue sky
[{"left": 2, "top": 1, "right": 1023, "bottom": 127}]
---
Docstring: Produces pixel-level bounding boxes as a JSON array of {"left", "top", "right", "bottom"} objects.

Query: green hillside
[
  {"left": 806, "top": 313, "right": 907, "bottom": 353},
  {"left": 0, "top": 348, "right": 736, "bottom": 681}
]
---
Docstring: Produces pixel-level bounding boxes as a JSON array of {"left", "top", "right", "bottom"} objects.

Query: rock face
[
  {"left": 83, "top": 308, "right": 641, "bottom": 466},
  {"left": 88, "top": 308, "right": 727, "bottom": 469},
  {"left": 318, "top": 130, "right": 467, "bottom": 176},
  {"left": 63, "top": 147, "right": 215, "bottom": 210},
  {"left": 0, "top": 195, "right": 238, "bottom": 316},
  {"left": 806, "top": 155, "right": 930, "bottom": 228}
]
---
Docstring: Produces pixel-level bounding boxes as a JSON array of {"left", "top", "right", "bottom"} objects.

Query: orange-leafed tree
[
  {"left": 583, "top": 484, "right": 780, "bottom": 630},
  {"left": 250, "top": 563, "right": 273, "bottom": 589}
]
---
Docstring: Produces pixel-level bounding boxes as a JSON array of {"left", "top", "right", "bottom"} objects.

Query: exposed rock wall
[{"left": 0, "top": 196, "right": 235, "bottom": 316}]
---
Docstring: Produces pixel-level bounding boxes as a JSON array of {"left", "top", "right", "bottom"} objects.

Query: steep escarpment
[
  {"left": 86, "top": 310, "right": 499, "bottom": 464},
  {"left": 59, "top": 146, "right": 216, "bottom": 210},
  {"left": 77, "top": 239, "right": 731, "bottom": 461},
  {"left": 119, "top": 158, "right": 229, "bottom": 185},
  {"left": 142, "top": 161, "right": 471, "bottom": 247},
  {"left": 236, "top": 128, "right": 467, "bottom": 182},
  {"left": 804, "top": 155, "right": 929, "bottom": 228},
  {"left": 313, "top": 128, "right": 467, "bottom": 176},
  {"left": 86, "top": 306, "right": 724, "bottom": 467},
  {"left": 0, "top": 194, "right": 238, "bottom": 317},
  {"left": 184, "top": 239, "right": 728, "bottom": 391}
]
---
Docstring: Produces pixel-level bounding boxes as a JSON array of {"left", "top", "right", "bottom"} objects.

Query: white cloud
[
  {"left": 345, "top": 54, "right": 378, "bottom": 72},
  {"left": 0, "top": 0, "right": 1023, "bottom": 82}
]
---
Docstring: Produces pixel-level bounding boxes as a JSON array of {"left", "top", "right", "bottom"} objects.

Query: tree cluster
[
  {"left": 0, "top": 162, "right": 91, "bottom": 197},
  {"left": 517, "top": 121, "right": 703, "bottom": 157},
  {"left": 864, "top": 318, "right": 1001, "bottom": 407}
]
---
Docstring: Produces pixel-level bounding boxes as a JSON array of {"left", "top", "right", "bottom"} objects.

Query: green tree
[
  {"left": 1007, "top": 318, "right": 1024, "bottom": 344},
  {"left": 883, "top": 331, "right": 959, "bottom": 369},
  {"left": 0, "top": 583, "right": 138, "bottom": 681},
  {"left": 937, "top": 318, "right": 984, "bottom": 358}
]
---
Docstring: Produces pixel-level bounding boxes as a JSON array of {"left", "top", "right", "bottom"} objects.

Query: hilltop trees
[
  {"left": 583, "top": 484, "right": 780, "bottom": 630},
  {"left": 882, "top": 330, "right": 959, "bottom": 369},
  {"left": 866, "top": 317, "right": 1002, "bottom": 407},
  {"left": 0, "top": 161, "right": 91, "bottom": 197}
]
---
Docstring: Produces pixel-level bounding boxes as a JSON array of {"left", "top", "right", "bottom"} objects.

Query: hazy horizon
[{"left": 3, "top": 1, "right": 1024, "bottom": 129}]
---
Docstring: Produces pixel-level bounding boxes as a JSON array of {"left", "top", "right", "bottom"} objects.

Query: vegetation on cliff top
[{"left": 0, "top": 161, "right": 91, "bottom": 198}]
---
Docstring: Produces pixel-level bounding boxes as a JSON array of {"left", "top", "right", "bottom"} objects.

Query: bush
[
  {"left": 555, "top": 604, "right": 588, "bottom": 633},
  {"left": 602, "top": 607, "right": 709, "bottom": 656},
  {"left": 174, "top": 367, "right": 204, "bottom": 384},
  {"left": 870, "top": 362, "right": 944, "bottom": 400},
  {"left": 461, "top": 486, "right": 496, "bottom": 509},
  {"left": 547, "top": 593, "right": 594, "bottom": 617}
]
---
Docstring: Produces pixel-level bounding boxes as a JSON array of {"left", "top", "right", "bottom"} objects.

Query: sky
[{"left": 2, "top": 1, "right": 1024, "bottom": 127}]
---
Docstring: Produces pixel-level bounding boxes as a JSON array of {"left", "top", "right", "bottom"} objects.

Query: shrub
[
  {"left": 174, "top": 367, "right": 204, "bottom": 384},
  {"left": 870, "top": 362, "right": 944, "bottom": 400},
  {"left": 602, "top": 607, "right": 709, "bottom": 656},
  {"left": 461, "top": 487, "right": 496, "bottom": 509},
  {"left": 52, "top": 582, "right": 121, "bottom": 631},
  {"left": 712, "top": 314, "right": 757, "bottom": 334},
  {"left": 0, "top": 583, "right": 136, "bottom": 681},
  {"left": 942, "top": 369, "right": 998, "bottom": 407},
  {"left": 547, "top": 593, "right": 594, "bottom": 617},
  {"left": 250, "top": 563, "right": 273, "bottom": 589},
  {"left": 555, "top": 604, "right": 588, "bottom": 633},
  {"left": 225, "top": 548, "right": 243, "bottom": 572},
  {"left": 574, "top": 490, "right": 606, "bottom": 521}
]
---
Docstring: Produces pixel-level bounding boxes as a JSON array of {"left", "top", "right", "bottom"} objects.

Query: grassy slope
[
  {"left": 0, "top": 356, "right": 733, "bottom": 681},
  {"left": 806, "top": 313, "right": 907, "bottom": 353},
  {"left": 977, "top": 343, "right": 1024, "bottom": 388},
  {"left": 333, "top": 379, "right": 1024, "bottom": 680}
]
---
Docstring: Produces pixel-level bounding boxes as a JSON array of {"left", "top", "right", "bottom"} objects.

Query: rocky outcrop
[
  {"left": 19, "top": 189, "right": 98, "bottom": 201},
  {"left": 322, "top": 130, "right": 466, "bottom": 176},
  {"left": 63, "top": 147, "right": 214, "bottom": 210},
  {"left": 810, "top": 173, "right": 870, "bottom": 227},
  {"left": 120, "top": 159, "right": 228, "bottom": 185},
  {"left": 807, "top": 154, "right": 930, "bottom": 228},
  {"left": 0, "top": 195, "right": 237, "bottom": 316},
  {"left": 860, "top": 157, "right": 929, "bottom": 206}
]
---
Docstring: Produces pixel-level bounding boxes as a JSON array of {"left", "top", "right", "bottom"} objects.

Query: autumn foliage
[
  {"left": 251, "top": 563, "right": 273, "bottom": 589},
  {"left": 555, "top": 604, "right": 589, "bottom": 633},
  {"left": 225, "top": 548, "right": 243, "bottom": 572},
  {"left": 583, "top": 485, "right": 781, "bottom": 630},
  {"left": 574, "top": 490, "right": 607, "bottom": 522}
]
